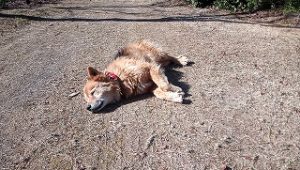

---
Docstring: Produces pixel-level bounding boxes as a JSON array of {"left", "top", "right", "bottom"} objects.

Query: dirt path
[{"left": 1, "top": 0, "right": 300, "bottom": 169}]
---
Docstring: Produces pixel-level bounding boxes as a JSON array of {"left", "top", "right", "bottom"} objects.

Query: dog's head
[{"left": 83, "top": 67, "right": 121, "bottom": 113}]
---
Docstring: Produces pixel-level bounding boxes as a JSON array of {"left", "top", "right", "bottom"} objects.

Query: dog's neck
[{"left": 104, "top": 70, "right": 136, "bottom": 99}]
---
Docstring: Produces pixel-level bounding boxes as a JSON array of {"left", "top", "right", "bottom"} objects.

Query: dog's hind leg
[
  {"left": 150, "top": 65, "right": 184, "bottom": 103},
  {"left": 171, "top": 55, "right": 189, "bottom": 66},
  {"left": 154, "top": 53, "right": 189, "bottom": 67},
  {"left": 137, "top": 40, "right": 189, "bottom": 66}
]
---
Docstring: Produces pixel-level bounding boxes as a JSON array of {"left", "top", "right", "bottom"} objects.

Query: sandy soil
[{"left": 1, "top": 0, "right": 300, "bottom": 169}]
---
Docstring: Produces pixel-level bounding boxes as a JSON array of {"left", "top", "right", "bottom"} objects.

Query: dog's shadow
[{"left": 96, "top": 62, "right": 194, "bottom": 114}]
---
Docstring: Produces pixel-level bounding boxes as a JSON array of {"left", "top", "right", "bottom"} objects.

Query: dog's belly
[
  {"left": 108, "top": 58, "right": 155, "bottom": 97},
  {"left": 137, "top": 81, "right": 153, "bottom": 94},
  {"left": 121, "top": 73, "right": 154, "bottom": 97}
]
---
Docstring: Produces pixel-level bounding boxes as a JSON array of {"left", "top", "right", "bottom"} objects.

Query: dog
[{"left": 83, "top": 40, "right": 189, "bottom": 113}]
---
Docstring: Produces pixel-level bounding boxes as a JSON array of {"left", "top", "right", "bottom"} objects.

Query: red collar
[{"left": 105, "top": 72, "right": 119, "bottom": 80}]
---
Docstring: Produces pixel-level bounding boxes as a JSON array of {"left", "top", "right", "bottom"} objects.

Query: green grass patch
[
  {"left": 284, "top": 0, "right": 300, "bottom": 14},
  {"left": 186, "top": 0, "right": 300, "bottom": 13},
  {"left": 1, "top": 0, "right": 7, "bottom": 8}
]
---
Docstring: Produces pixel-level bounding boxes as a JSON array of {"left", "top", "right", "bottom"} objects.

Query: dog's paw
[
  {"left": 177, "top": 55, "right": 189, "bottom": 66},
  {"left": 170, "top": 85, "right": 183, "bottom": 93},
  {"left": 168, "top": 91, "right": 184, "bottom": 103}
]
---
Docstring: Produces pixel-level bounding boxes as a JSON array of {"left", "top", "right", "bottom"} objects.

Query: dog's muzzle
[
  {"left": 86, "top": 104, "right": 92, "bottom": 111},
  {"left": 86, "top": 100, "right": 104, "bottom": 112}
]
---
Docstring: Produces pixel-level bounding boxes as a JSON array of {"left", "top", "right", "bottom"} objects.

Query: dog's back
[{"left": 114, "top": 40, "right": 177, "bottom": 66}]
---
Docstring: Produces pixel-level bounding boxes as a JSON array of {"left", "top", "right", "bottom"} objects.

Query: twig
[{"left": 68, "top": 92, "right": 80, "bottom": 99}]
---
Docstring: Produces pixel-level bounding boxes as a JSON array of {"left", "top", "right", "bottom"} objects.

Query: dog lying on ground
[{"left": 83, "top": 40, "right": 189, "bottom": 113}]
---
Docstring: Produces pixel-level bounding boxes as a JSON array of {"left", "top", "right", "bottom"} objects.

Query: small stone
[
  {"left": 187, "top": 149, "right": 195, "bottom": 154},
  {"left": 214, "top": 143, "right": 222, "bottom": 150},
  {"left": 224, "top": 136, "right": 233, "bottom": 144},
  {"left": 224, "top": 166, "right": 232, "bottom": 170},
  {"left": 58, "top": 109, "right": 65, "bottom": 112}
]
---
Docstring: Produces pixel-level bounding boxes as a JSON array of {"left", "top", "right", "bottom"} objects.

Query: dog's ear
[
  {"left": 87, "top": 67, "right": 100, "bottom": 78},
  {"left": 87, "top": 67, "right": 108, "bottom": 81}
]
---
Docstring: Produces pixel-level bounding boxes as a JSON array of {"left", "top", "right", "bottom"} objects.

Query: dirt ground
[{"left": 1, "top": 0, "right": 300, "bottom": 169}]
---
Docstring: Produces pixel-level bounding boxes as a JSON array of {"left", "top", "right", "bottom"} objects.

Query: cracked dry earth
[{"left": 1, "top": 0, "right": 300, "bottom": 169}]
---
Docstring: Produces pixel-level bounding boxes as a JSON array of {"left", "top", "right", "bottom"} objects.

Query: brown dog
[{"left": 83, "top": 40, "right": 189, "bottom": 112}]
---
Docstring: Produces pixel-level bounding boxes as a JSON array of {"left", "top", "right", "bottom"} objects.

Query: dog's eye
[{"left": 90, "top": 91, "right": 95, "bottom": 95}]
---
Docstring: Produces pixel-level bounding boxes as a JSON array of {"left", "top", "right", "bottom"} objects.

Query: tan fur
[{"left": 83, "top": 40, "right": 189, "bottom": 112}]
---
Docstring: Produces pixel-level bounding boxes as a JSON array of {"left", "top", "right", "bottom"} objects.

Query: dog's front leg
[
  {"left": 153, "top": 88, "right": 184, "bottom": 103},
  {"left": 149, "top": 65, "right": 184, "bottom": 103}
]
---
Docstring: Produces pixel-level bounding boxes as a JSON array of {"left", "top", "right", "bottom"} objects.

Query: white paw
[
  {"left": 168, "top": 91, "right": 184, "bottom": 103},
  {"left": 177, "top": 55, "right": 189, "bottom": 66},
  {"left": 170, "top": 85, "right": 183, "bottom": 93}
]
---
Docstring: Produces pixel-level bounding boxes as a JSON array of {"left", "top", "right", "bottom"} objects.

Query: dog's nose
[{"left": 86, "top": 104, "right": 92, "bottom": 111}]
